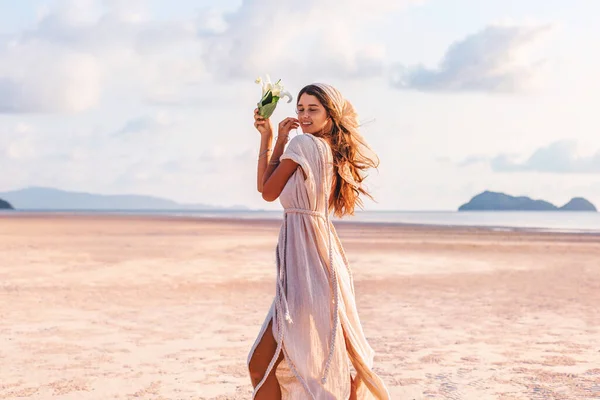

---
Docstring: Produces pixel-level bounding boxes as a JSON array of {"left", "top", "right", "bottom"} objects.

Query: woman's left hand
[{"left": 277, "top": 117, "right": 299, "bottom": 140}]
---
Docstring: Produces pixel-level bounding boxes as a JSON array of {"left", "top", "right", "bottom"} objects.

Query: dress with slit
[{"left": 247, "top": 133, "right": 390, "bottom": 400}]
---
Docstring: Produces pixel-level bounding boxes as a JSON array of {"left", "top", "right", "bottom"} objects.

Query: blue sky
[{"left": 0, "top": 0, "right": 599, "bottom": 210}]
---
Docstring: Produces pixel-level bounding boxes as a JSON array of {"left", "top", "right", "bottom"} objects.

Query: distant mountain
[
  {"left": 0, "top": 187, "right": 248, "bottom": 211},
  {"left": 459, "top": 191, "right": 597, "bottom": 212},
  {"left": 0, "top": 198, "right": 13, "bottom": 210},
  {"left": 559, "top": 197, "right": 597, "bottom": 211}
]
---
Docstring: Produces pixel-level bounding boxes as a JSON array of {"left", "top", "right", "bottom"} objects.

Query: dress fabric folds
[{"left": 247, "top": 134, "right": 390, "bottom": 400}]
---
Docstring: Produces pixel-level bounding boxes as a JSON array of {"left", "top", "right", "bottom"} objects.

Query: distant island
[
  {"left": 459, "top": 191, "right": 597, "bottom": 212},
  {"left": 0, "top": 198, "right": 14, "bottom": 210},
  {"left": 0, "top": 187, "right": 248, "bottom": 211}
]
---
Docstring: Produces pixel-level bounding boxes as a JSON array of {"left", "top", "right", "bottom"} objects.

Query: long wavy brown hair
[{"left": 297, "top": 84, "right": 380, "bottom": 218}]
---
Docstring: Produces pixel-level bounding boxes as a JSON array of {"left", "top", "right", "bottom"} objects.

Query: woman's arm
[
  {"left": 261, "top": 148, "right": 299, "bottom": 202},
  {"left": 254, "top": 108, "right": 275, "bottom": 193},
  {"left": 256, "top": 133, "right": 272, "bottom": 193},
  {"left": 254, "top": 112, "right": 302, "bottom": 201}
]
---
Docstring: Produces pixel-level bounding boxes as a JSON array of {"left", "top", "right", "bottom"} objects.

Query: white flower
[
  {"left": 271, "top": 82, "right": 292, "bottom": 103},
  {"left": 280, "top": 90, "right": 292, "bottom": 103},
  {"left": 271, "top": 84, "right": 281, "bottom": 97},
  {"left": 254, "top": 74, "right": 294, "bottom": 117},
  {"left": 255, "top": 75, "right": 272, "bottom": 96}
]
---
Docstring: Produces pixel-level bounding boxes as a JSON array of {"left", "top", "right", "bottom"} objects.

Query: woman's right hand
[
  {"left": 254, "top": 108, "right": 273, "bottom": 137},
  {"left": 277, "top": 117, "right": 300, "bottom": 140}
]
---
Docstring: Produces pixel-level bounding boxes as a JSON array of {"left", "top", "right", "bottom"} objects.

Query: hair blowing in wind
[{"left": 298, "top": 84, "right": 380, "bottom": 218}]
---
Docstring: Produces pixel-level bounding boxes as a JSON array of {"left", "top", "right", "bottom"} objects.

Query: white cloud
[
  {"left": 308, "top": 22, "right": 388, "bottom": 79},
  {"left": 0, "top": 1, "right": 561, "bottom": 115},
  {"left": 0, "top": 0, "right": 422, "bottom": 113},
  {"left": 0, "top": 41, "right": 102, "bottom": 112},
  {"left": 391, "top": 24, "right": 553, "bottom": 93},
  {"left": 492, "top": 140, "right": 600, "bottom": 173},
  {"left": 2, "top": 123, "right": 37, "bottom": 160},
  {"left": 196, "top": 0, "right": 417, "bottom": 79},
  {"left": 0, "top": 110, "right": 262, "bottom": 207},
  {"left": 112, "top": 112, "right": 174, "bottom": 137},
  {"left": 3, "top": 1, "right": 597, "bottom": 211},
  {"left": 458, "top": 140, "right": 600, "bottom": 174},
  {"left": 0, "top": 0, "right": 202, "bottom": 113},
  {"left": 1, "top": 0, "right": 395, "bottom": 112}
]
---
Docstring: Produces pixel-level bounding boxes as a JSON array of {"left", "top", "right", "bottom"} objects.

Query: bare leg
[
  {"left": 349, "top": 375, "right": 358, "bottom": 400},
  {"left": 248, "top": 320, "right": 284, "bottom": 399}
]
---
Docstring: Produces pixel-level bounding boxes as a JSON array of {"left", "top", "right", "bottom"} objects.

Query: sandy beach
[{"left": 0, "top": 214, "right": 599, "bottom": 400}]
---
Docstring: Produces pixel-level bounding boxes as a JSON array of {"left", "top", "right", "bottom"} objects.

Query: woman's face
[{"left": 296, "top": 93, "right": 330, "bottom": 135}]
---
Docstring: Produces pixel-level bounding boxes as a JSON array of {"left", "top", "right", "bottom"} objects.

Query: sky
[{"left": 0, "top": 0, "right": 599, "bottom": 211}]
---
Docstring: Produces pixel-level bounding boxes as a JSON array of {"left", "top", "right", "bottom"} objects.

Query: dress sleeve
[{"left": 280, "top": 134, "right": 315, "bottom": 182}]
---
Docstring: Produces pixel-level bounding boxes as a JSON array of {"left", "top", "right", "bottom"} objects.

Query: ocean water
[{"left": 3, "top": 209, "right": 600, "bottom": 234}]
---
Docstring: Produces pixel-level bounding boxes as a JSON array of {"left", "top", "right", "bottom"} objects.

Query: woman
[{"left": 247, "top": 83, "right": 390, "bottom": 400}]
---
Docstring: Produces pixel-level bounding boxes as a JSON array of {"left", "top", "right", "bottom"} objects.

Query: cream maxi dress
[{"left": 247, "top": 133, "right": 390, "bottom": 400}]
